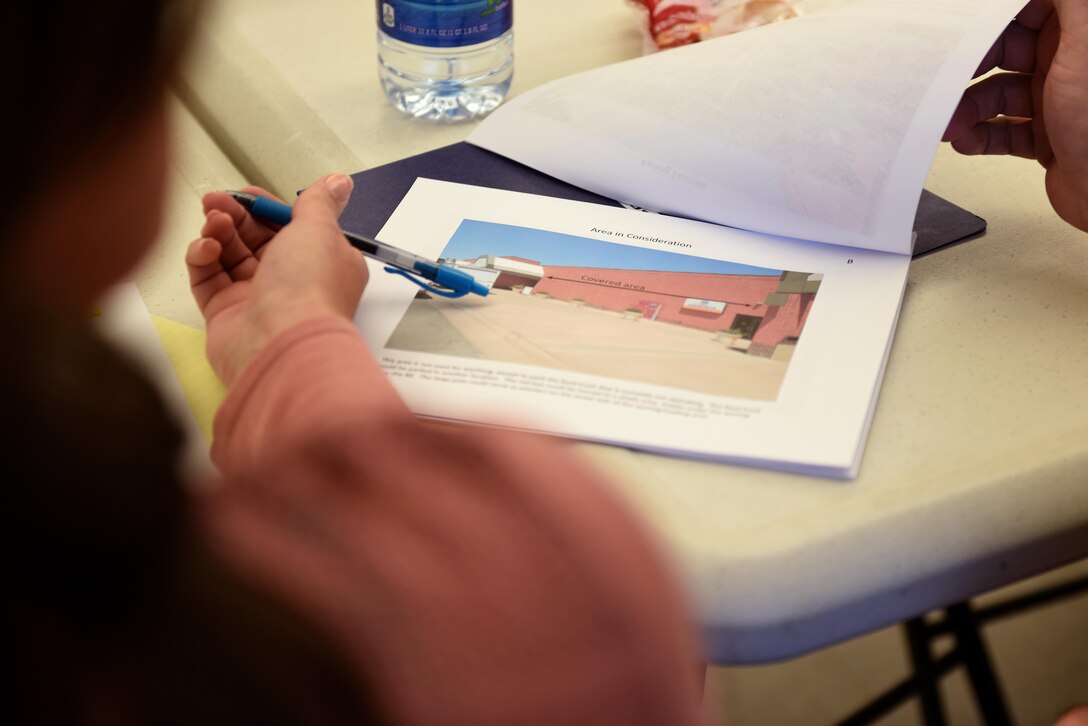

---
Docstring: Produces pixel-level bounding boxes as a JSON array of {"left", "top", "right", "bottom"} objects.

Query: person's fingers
[
  {"left": 291, "top": 174, "right": 354, "bottom": 227},
  {"left": 971, "top": 0, "right": 1051, "bottom": 77},
  {"left": 944, "top": 72, "right": 1034, "bottom": 142},
  {"left": 202, "top": 186, "right": 283, "bottom": 215},
  {"left": 186, "top": 237, "right": 232, "bottom": 313},
  {"left": 1015, "top": 0, "right": 1056, "bottom": 33},
  {"left": 992, "top": 20, "right": 1042, "bottom": 72},
  {"left": 949, "top": 117, "right": 1037, "bottom": 158},
  {"left": 975, "top": 20, "right": 1039, "bottom": 76},
  {"left": 968, "top": 72, "right": 1035, "bottom": 120},
  {"left": 201, "top": 210, "right": 261, "bottom": 278},
  {"left": 237, "top": 184, "right": 285, "bottom": 202},
  {"left": 202, "top": 188, "right": 280, "bottom": 251},
  {"left": 202, "top": 190, "right": 238, "bottom": 216},
  {"left": 185, "top": 235, "right": 221, "bottom": 269},
  {"left": 281, "top": 174, "right": 368, "bottom": 317}
]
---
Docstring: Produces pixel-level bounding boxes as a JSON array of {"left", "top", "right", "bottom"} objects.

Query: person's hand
[
  {"left": 1054, "top": 704, "right": 1088, "bottom": 726},
  {"left": 186, "top": 174, "right": 368, "bottom": 387},
  {"left": 943, "top": 0, "right": 1088, "bottom": 232}
]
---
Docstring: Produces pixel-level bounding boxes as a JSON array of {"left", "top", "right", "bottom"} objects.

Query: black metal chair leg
[
  {"left": 946, "top": 602, "right": 1014, "bottom": 726},
  {"left": 831, "top": 573, "right": 1086, "bottom": 726},
  {"left": 833, "top": 649, "right": 961, "bottom": 726},
  {"left": 905, "top": 617, "right": 947, "bottom": 725}
]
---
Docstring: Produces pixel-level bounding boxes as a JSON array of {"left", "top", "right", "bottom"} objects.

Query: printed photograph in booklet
[
  {"left": 384, "top": 220, "right": 822, "bottom": 401},
  {"left": 358, "top": 179, "right": 909, "bottom": 479}
]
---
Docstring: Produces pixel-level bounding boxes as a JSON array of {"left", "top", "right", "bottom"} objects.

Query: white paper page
[
  {"left": 468, "top": 0, "right": 1025, "bottom": 255},
  {"left": 358, "top": 179, "right": 909, "bottom": 478}
]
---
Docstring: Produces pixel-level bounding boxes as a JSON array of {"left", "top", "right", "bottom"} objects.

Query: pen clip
[{"left": 383, "top": 267, "right": 470, "bottom": 298}]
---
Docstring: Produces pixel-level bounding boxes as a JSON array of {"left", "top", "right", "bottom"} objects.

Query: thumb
[{"left": 292, "top": 173, "right": 354, "bottom": 224}]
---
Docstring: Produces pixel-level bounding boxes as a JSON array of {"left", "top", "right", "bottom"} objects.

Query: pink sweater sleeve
[{"left": 200, "top": 316, "right": 705, "bottom": 725}]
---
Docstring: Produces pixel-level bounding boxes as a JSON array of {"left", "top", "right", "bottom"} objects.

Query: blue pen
[{"left": 227, "top": 190, "right": 489, "bottom": 299}]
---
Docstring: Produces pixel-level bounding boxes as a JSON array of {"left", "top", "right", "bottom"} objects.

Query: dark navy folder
[{"left": 340, "top": 141, "right": 985, "bottom": 258}]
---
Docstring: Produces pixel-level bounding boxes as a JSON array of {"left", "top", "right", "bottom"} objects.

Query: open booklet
[{"left": 349, "top": 0, "right": 1025, "bottom": 479}]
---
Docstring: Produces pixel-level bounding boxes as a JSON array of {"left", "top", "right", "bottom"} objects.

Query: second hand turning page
[{"left": 468, "top": 0, "right": 1027, "bottom": 255}]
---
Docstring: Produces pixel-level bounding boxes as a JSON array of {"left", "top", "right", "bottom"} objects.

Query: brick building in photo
[{"left": 451, "top": 255, "right": 822, "bottom": 360}]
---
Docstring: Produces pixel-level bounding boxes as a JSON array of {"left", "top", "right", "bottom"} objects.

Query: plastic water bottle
[{"left": 377, "top": 0, "right": 514, "bottom": 122}]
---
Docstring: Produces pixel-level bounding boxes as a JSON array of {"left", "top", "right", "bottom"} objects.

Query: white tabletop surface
[{"left": 165, "top": 0, "right": 1088, "bottom": 664}]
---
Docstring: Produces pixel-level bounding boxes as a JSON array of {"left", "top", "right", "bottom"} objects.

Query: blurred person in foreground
[{"left": 0, "top": 1, "right": 706, "bottom": 723}]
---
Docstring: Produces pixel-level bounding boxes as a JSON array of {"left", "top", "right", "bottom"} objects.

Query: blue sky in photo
[{"left": 440, "top": 220, "right": 782, "bottom": 277}]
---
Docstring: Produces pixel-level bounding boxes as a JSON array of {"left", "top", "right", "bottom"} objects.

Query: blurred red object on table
[{"left": 629, "top": 0, "right": 800, "bottom": 51}]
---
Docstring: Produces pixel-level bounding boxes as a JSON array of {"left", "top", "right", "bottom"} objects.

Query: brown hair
[
  {"left": 0, "top": 2, "right": 378, "bottom": 721},
  {"left": 0, "top": 0, "right": 199, "bottom": 222}
]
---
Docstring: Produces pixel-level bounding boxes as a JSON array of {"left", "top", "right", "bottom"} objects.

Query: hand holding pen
[
  {"left": 187, "top": 176, "right": 370, "bottom": 386},
  {"left": 228, "top": 190, "right": 489, "bottom": 299}
]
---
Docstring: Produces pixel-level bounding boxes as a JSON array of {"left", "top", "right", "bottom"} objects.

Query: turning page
[
  {"left": 356, "top": 179, "right": 910, "bottom": 478},
  {"left": 468, "top": 0, "right": 1026, "bottom": 254}
]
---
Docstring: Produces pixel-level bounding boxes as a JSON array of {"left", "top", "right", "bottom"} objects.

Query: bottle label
[{"left": 378, "top": 0, "right": 512, "bottom": 48}]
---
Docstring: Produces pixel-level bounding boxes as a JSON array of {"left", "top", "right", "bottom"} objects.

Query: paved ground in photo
[{"left": 385, "top": 289, "right": 789, "bottom": 400}]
